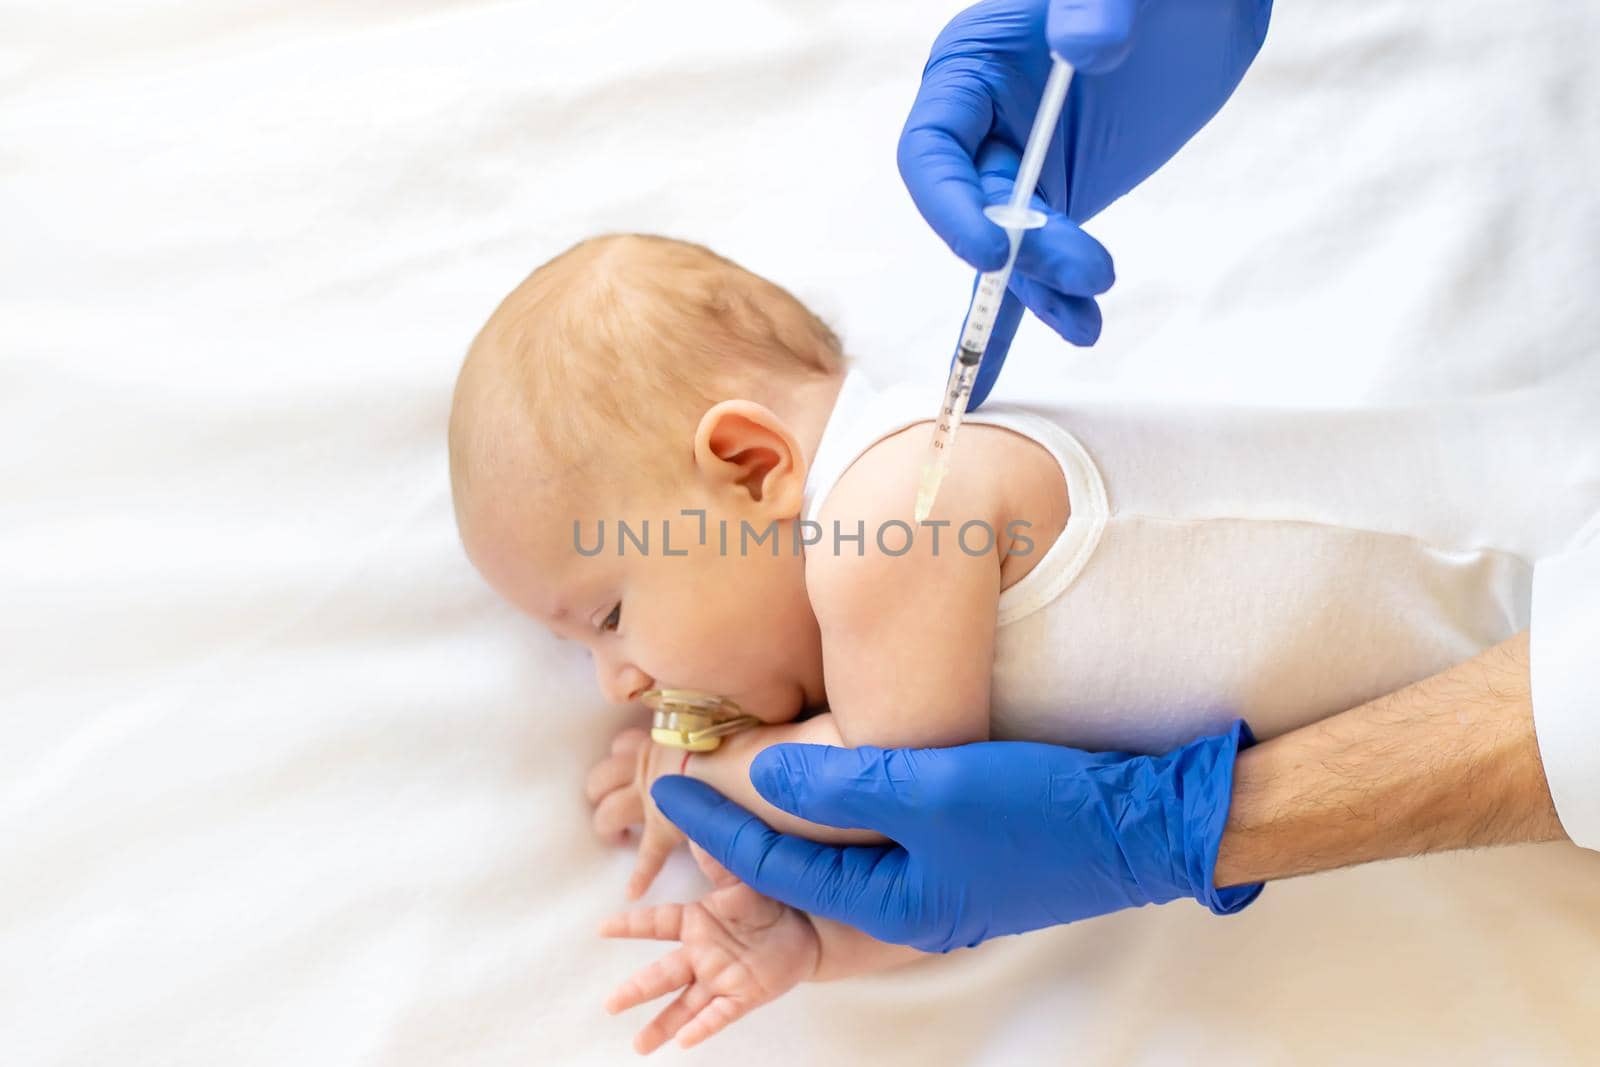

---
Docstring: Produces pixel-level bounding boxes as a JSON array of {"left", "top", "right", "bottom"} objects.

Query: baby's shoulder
[
  {"left": 805, "top": 420, "right": 1058, "bottom": 615},
  {"left": 813, "top": 419, "right": 1006, "bottom": 538}
]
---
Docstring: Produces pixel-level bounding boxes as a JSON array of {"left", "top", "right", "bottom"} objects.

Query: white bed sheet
[{"left": 3, "top": 1, "right": 1599, "bottom": 1063}]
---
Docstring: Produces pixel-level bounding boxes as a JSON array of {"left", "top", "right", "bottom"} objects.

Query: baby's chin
[{"left": 733, "top": 682, "right": 813, "bottom": 727}]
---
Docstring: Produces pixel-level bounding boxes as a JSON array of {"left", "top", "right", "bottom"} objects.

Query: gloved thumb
[
  {"left": 649, "top": 774, "right": 875, "bottom": 920},
  {"left": 1047, "top": 0, "right": 1139, "bottom": 75},
  {"left": 967, "top": 288, "right": 1026, "bottom": 411}
]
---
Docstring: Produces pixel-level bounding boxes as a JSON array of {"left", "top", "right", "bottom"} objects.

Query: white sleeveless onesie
[{"left": 800, "top": 368, "right": 1600, "bottom": 754}]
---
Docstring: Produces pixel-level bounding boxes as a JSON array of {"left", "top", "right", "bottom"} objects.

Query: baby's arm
[
  {"left": 805, "top": 424, "right": 1004, "bottom": 750},
  {"left": 678, "top": 711, "right": 878, "bottom": 844},
  {"left": 678, "top": 422, "right": 1007, "bottom": 840},
  {"left": 808, "top": 914, "right": 927, "bottom": 980}
]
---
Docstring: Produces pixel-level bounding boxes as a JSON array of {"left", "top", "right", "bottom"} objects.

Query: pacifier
[{"left": 641, "top": 689, "right": 761, "bottom": 752}]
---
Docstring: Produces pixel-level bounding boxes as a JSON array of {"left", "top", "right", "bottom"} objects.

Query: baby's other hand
[
  {"left": 585, "top": 726, "right": 650, "bottom": 845},
  {"left": 599, "top": 858, "right": 820, "bottom": 1054},
  {"left": 584, "top": 725, "right": 687, "bottom": 900},
  {"left": 625, "top": 738, "right": 688, "bottom": 900}
]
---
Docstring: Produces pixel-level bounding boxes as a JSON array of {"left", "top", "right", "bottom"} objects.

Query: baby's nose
[{"left": 599, "top": 662, "right": 652, "bottom": 706}]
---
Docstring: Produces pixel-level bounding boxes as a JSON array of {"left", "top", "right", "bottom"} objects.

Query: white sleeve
[{"left": 1531, "top": 515, "right": 1600, "bottom": 852}]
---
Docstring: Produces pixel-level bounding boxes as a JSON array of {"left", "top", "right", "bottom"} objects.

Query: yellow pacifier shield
[{"left": 641, "top": 689, "right": 760, "bottom": 752}]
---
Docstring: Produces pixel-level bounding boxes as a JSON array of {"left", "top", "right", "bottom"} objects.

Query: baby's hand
[
  {"left": 600, "top": 848, "right": 820, "bottom": 1054},
  {"left": 585, "top": 726, "right": 649, "bottom": 845},
  {"left": 584, "top": 725, "right": 686, "bottom": 899}
]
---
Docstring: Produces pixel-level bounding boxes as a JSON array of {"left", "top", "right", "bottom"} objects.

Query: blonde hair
[{"left": 450, "top": 234, "right": 845, "bottom": 508}]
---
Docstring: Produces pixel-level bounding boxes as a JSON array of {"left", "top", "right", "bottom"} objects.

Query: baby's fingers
[
  {"left": 626, "top": 824, "right": 679, "bottom": 901},
  {"left": 592, "top": 788, "right": 644, "bottom": 844},
  {"left": 677, "top": 995, "right": 743, "bottom": 1050},
  {"left": 612, "top": 726, "right": 649, "bottom": 756},
  {"left": 635, "top": 986, "right": 712, "bottom": 1056},
  {"left": 586, "top": 753, "right": 635, "bottom": 806},
  {"left": 599, "top": 902, "right": 685, "bottom": 942},
  {"left": 603, "top": 947, "right": 693, "bottom": 1017},
  {"left": 688, "top": 842, "right": 740, "bottom": 889},
  {"left": 585, "top": 728, "right": 648, "bottom": 804}
]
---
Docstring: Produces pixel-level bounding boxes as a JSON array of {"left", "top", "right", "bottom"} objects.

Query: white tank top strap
[
  {"left": 801, "top": 368, "right": 1109, "bottom": 627},
  {"left": 802, "top": 369, "right": 935, "bottom": 526}
]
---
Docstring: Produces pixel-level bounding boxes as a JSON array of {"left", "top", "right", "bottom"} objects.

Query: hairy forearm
[
  {"left": 684, "top": 713, "right": 888, "bottom": 846},
  {"left": 1214, "top": 630, "right": 1567, "bottom": 887}
]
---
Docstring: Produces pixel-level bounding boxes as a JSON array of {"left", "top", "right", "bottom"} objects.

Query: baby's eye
[{"left": 600, "top": 602, "right": 622, "bottom": 633}]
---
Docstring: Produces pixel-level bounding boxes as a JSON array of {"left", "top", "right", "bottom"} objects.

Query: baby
[{"left": 449, "top": 233, "right": 1582, "bottom": 1053}]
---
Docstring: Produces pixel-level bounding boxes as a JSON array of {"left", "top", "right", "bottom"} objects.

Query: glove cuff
[{"left": 1182, "top": 719, "right": 1265, "bottom": 916}]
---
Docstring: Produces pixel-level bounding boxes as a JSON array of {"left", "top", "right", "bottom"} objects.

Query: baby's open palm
[{"left": 601, "top": 856, "right": 820, "bottom": 1054}]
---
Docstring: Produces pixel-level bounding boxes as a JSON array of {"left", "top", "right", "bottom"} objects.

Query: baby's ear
[
  {"left": 688, "top": 842, "right": 741, "bottom": 889},
  {"left": 692, "top": 400, "right": 806, "bottom": 516}
]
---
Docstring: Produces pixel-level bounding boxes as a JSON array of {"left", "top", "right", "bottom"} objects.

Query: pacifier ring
[{"left": 641, "top": 688, "right": 761, "bottom": 752}]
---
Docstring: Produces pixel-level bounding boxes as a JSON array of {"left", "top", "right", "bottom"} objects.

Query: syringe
[{"left": 914, "top": 55, "right": 1074, "bottom": 524}]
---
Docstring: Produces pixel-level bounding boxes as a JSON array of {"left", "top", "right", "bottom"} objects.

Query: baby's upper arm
[{"left": 807, "top": 424, "right": 1005, "bottom": 749}]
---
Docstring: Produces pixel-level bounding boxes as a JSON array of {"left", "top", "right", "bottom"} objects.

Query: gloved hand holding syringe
[{"left": 914, "top": 54, "right": 1074, "bottom": 523}]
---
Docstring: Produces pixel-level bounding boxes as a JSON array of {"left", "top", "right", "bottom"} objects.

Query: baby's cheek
[
  {"left": 644, "top": 557, "right": 807, "bottom": 698},
  {"left": 635, "top": 606, "right": 732, "bottom": 688}
]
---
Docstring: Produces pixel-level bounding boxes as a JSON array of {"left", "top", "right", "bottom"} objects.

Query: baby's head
[{"left": 450, "top": 234, "right": 845, "bottom": 722}]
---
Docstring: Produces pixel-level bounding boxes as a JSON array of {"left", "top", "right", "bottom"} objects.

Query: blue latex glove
[
  {"left": 900, "top": 0, "right": 1273, "bottom": 407},
  {"left": 652, "top": 721, "right": 1263, "bottom": 953}
]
